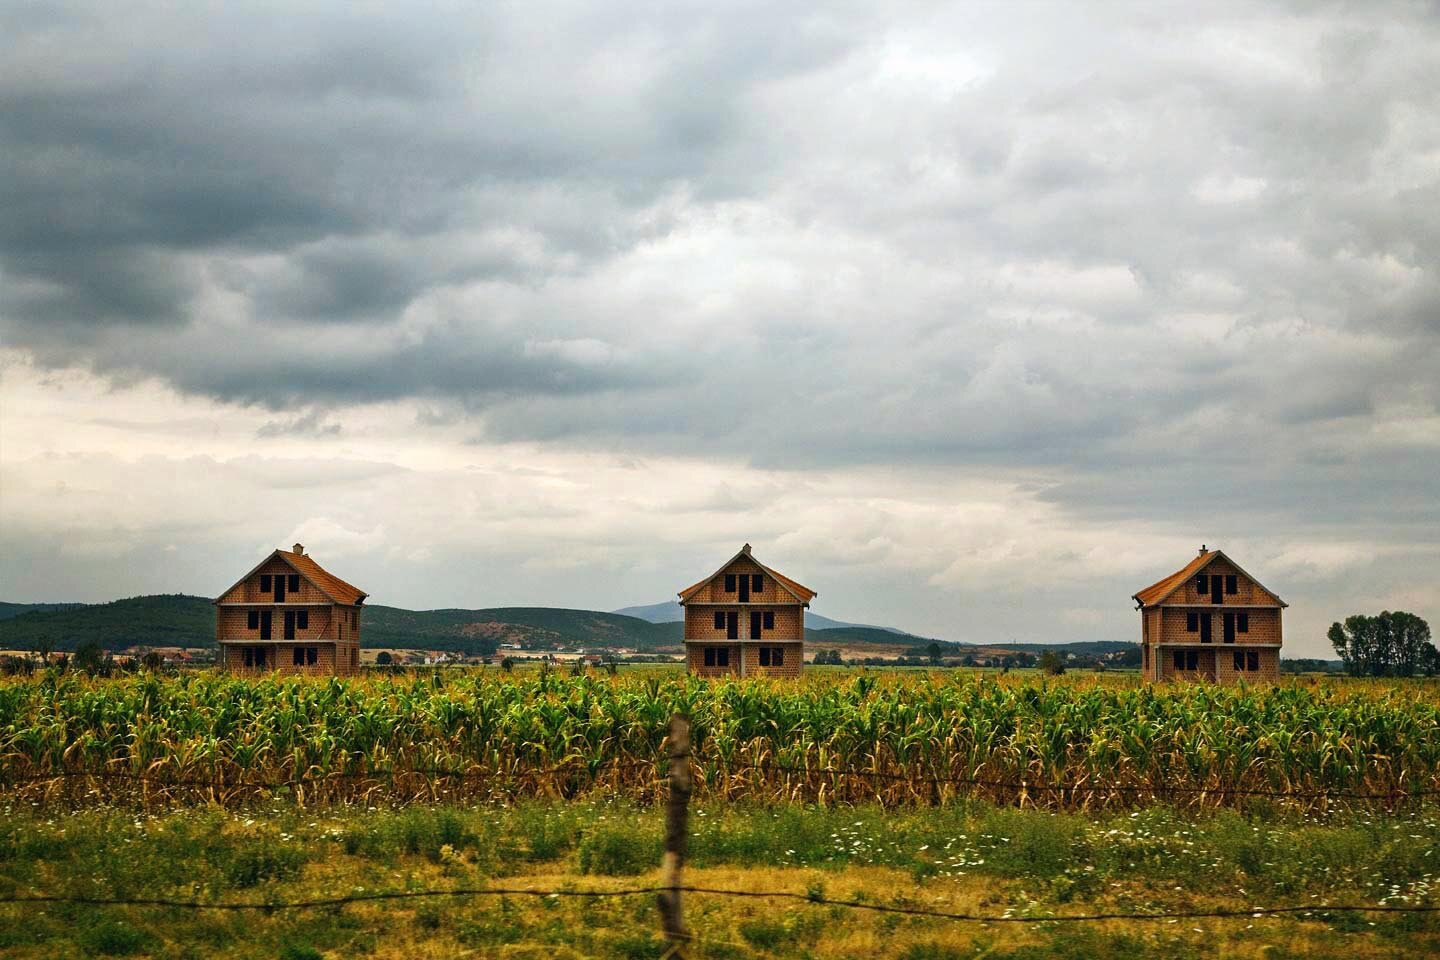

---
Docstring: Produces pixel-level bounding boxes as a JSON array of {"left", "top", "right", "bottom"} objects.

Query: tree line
[{"left": 1329, "top": 611, "right": 1437, "bottom": 677}]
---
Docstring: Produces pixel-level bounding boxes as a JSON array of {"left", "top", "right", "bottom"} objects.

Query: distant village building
[
  {"left": 215, "top": 543, "right": 367, "bottom": 676},
  {"left": 1133, "top": 546, "right": 1285, "bottom": 683},
  {"left": 679, "top": 543, "right": 815, "bottom": 678}
]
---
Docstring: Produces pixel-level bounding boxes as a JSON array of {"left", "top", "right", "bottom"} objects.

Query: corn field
[{"left": 2, "top": 672, "right": 1439, "bottom": 809}]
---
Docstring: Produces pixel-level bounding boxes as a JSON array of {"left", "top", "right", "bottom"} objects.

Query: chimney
[
  {"left": 1198, "top": 544, "right": 1208, "bottom": 556},
  {"left": 293, "top": 543, "right": 305, "bottom": 556},
  {"left": 741, "top": 543, "right": 752, "bottom": 555}
]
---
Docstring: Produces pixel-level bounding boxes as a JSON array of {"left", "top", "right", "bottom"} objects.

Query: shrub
[{"left": 578, "top": 822, "right": 660, "bottom": 875}]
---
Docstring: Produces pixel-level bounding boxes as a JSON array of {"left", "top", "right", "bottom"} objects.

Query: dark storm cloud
[{"left": 1, "top": 0, "right": 1438, "bottom": 540}]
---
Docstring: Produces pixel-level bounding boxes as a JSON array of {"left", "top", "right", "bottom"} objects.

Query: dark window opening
[
  {"left": 714, "top": 612, "right": 725, "bottom": 630},
  {"left": 283, "top": 611, "right": 296, "bottom": 640},
  {"left": 726, "top": 612, "right": 738, "bottom": 640},
  {"left": 1195, "top": 574, "right": 1208, "bottom": 594},
  {"left": 716, "top": 647, "right": 729, "bottom": 667},
  {"left": 247, "top": 610, "right": 259, "bottom": 630},
  {"left": 752, "top": 574, "right": 763, "bottom": 593},
  {"left": 260, "top": 575, "right": 271, "bottom": 592},
  {"left": 243, "top": 646, "right": 267, "bottom": 669},
  {"left": 1186, "top": 650, "right": 1198, "bottom": 670},
  {"left": 763, "top": 611, "right": 775, "bottom": 630},
  {"left": 1186, "top": 612, "right": 1199, "bottom": 632},
  {"left": 297, "top": 610, "right": 309, "bottom": 630},
  {"left": 760, "top": 647, "right": 771, "bottom": 666},
  {"left": 1210, "top": 576, "right": 1223, "bottom": 604},
  {"left": 274, "top": 577, "right": 286, "bottom": 602},
  {"left": 750, "top": 612, "right": 762, "bottom": 639},
  {"left": 1200, "top": 615, "right": 1212, "bottom": 644},
  {"left": 1237, "top": 613, "right": 1249, "bottom": 633},
  {"left": 724, "top": 574, "right": 736, "bottom": 592},
  {"left": 771, "top": 647, "right": 783, "bottom": 666},
  {"left": 293, "top": 647, "right": 304, "bottom": 666},
  {"left": 1247, "top": 651, "right": 1259, "bottom": 671},
  {"left": 1225, "top": 575, "right": 1238, "bottom": 595},
  {"left": 1223, "top": 612, "right": 1235, "bottom": 644},
  {"left": 1233, "top": 651, "right": 1245, "bottom": 671},
  {"left": 293, "top": 646, "right": 318, "bottom": 666},
  {"left": 738, "top": 574, "right": 750, "bottom": 602},
  {"left": 704, "top": 648, "right": 715, "bottom": 666},
  {"left": 1173, "top": 650, "right": 1184, "bottom": 670},
  {"left": 259, "top": 611, "right": 272, "bottom": 640},
  {"left": 288, "top": 574, "right": 300, "bottom": 592}
]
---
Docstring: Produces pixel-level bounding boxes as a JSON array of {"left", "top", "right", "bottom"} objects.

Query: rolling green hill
[
  {"left": 0, "top": 601, "right": 86, "bottom": 621},
  {"left": 0, "top": 596, "right": 1135, "bottom": 659},
  {"left": 362, "top": 606, "right": 680, "bottom": 653},
  {"left": 0, "top": 596, "right": 682, "bottom": 654},
  {"left": 0, "top": 595, "right": 213, "bottom": 650}
]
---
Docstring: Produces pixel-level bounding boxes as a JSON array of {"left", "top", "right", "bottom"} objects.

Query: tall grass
[{"left": 2, "top": 672, "right": 1438, "bottom": 808}]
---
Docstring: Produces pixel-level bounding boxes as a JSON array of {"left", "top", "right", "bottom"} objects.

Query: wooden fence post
[{"left": 657, "top": 713, "right": 692, "bottom": 956}]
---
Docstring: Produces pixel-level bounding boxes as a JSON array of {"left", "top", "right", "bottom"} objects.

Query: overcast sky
[{"left": 2, "top": 2, "right": 1437, "bottom": 656}]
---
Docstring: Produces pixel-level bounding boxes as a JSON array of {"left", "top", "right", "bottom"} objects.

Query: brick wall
[
  {"left": 218, "top": 559, "right": 336, "bottom": 605},
  {"left": 221, "top": 641, "right": 361, "bottom": 676},
  {"left": 218, "top": 605, "right": 337, "bottom": 641},
  {"left": 740, "top": 642, "right": 803, "bottom": 678},
  {"left": 1159, "top": 646, "right": 1217, "bottom": 681},
  {"left": 683, "top": 605, "right": 803, "bottom": 641},
  {"left": 1156, "top": 607, "right": 1281, "bottom": 645},
  {"left": 687, "top": 643, "right": 741, "bottom": 678},
  {"left": 685, "top": 641, "right": 802, "bottom": 678},
  {"left": 1213, "top": 646, "right": 1281, "bottom": 683},
  {"left": 1169, "top": 558, "right": 1281, "bottom": 606}
]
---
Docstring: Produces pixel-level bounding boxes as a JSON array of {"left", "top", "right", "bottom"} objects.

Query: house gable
[
  {"left": 677, "top": 544, "right": 816, "bottom": 607},
  {"left": 1133, "top": 549, "right": 1285, "bottom": 608},
  {"left": 215, "top": 546, "right": 368, "bottom": 606}
]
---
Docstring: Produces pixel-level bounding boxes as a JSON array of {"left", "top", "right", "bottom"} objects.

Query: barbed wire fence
[{"left": 3, "top": 716, "right": 1440, "bottom": 957}]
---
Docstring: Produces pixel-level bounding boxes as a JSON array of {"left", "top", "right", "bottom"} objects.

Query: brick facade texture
[
  {"left": 683, "top": 555, "right": 808, "bottom": 678},
  {"left": 1138, "top": 552, "right": 1283, "bottom": 684},
  {"left": 217, "top": 555, "right": 363, "bottom": 677}
]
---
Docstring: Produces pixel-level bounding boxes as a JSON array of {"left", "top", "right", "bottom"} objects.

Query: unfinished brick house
[
  {"left": 679, "top": 544, "right": 815, "bottom": 678},
  {"left": 1133, "top": 546, "right": 1285, "bottom": 683},
  {"left": 215, "top": 544, "right": 367, "bottom": 676}
]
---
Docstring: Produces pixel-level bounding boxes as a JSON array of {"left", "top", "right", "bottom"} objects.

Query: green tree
[
  {"left": 1037, "top": 650, "right": 1065, "bottom": 675},
  {"left": 375, "top": 651, "right": 393, "bottom": 666},
  {"left": 1330, "top": 611, "right": 1434, "bottom": 677},
  {"left": 1389, "top": 611, "right": 1434, "bottom": 677},
  {"left": 73, "top": 641, "right": 107, "bottom": 676},
  {"left": 926, "top": 642, "right": 942, "bottom": 666}
]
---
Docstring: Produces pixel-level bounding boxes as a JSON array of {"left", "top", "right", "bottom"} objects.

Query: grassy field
[
  {"left": 2, "top": 670, "right": 1438, "bottom": 956},
  {"left": 1, "top": 799, "right": 1437, "bottom": 958}
]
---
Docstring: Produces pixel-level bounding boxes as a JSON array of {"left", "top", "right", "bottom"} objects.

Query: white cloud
[{"left": 1, "top": 2, "right": 1438, "bottom": 655}]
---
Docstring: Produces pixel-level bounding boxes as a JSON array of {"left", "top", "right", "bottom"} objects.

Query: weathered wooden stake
[{"left": 657, "top": 713, "right": 692, "bottom": 956}]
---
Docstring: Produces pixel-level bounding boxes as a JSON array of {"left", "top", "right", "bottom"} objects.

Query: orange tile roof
[
  {"left": 1133, "top": 552, "right": 1214, "bottom": 607},
  {"left": 280, "top": 549, "right": 368, "bottom": 605},
  {"left": 768, "top": 568, "right": 817, "bottom": 603},
  {"left": 1132, "top": 549, "right": 1286, "bottom": 608},
  {"left": 677, "top": 546, "right": 816, "bottom": 604}
]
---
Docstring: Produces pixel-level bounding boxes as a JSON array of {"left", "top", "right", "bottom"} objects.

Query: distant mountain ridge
[
  {"left": 612, "top": 600, "right": 907, "bottom": 635},
  {"left": 0, "top": 595, "right": 1136, "bottom": 659}
]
